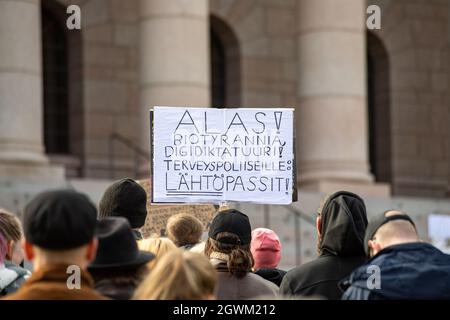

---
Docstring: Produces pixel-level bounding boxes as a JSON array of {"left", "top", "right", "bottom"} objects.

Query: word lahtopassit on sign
[{"left": 151, "top": 106, "right": 295, "bottom": 204}]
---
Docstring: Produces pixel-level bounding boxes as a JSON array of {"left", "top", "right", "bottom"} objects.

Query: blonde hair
[
  {"left": 133, "top": 249, "right": 216, "bottom": 300},
  {"left": 0, "top": 209, "right": 22, "bottom": 264},
  {"left": 138, "top": 237, "right": 177, "bottom": 269},
  {"left": 166, "top": 213, "right": 204, "bottom": 247},
  {"left": 0, "top": 209, "right": 22, "bottom": 242}
]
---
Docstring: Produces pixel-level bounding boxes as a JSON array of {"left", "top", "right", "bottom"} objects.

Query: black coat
[
  {"left": 341, "top": 242, "right": 450, "bottom": 300},
  {"left": 280, "top": 191, "right": 368, "bottom": 299},
  {"left": 94, "top": 278, "right": 136, "bottom": 300},
  {"left": 255, "top": 268, "right": 286, "bottom": 287}
]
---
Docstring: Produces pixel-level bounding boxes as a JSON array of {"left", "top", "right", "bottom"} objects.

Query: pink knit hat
[{"left": 250, "top": 228, "right": 282, "bottom": 270}]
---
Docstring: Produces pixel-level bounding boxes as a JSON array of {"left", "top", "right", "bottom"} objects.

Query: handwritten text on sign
[{"left": 152, "top": 107, "right": 294, "bottom": 204}]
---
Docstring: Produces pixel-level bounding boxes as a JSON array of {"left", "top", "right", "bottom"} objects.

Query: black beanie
[{"left": 99, "top": 178, "right": 147, "bottom": 229}]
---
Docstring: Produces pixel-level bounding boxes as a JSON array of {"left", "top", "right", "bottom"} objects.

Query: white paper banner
[{"left": 151, "top": 106, "right": 295, "bottom": 204}]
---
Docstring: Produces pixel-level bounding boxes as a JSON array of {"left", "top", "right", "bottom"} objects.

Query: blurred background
[{"left": 0, "top": 0, "right": 449, "bottom": 269}]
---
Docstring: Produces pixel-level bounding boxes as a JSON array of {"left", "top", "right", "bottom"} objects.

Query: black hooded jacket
[
  {"left": 255, "top": 268, "right": 287, "bottom": 287},
  {"left": 280, "top": 191, "right": 368, "bottom": 299}
]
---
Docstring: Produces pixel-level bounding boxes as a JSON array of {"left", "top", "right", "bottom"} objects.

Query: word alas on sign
[{"left": 174, "top": 110, "right": 285, "bottom": 134}]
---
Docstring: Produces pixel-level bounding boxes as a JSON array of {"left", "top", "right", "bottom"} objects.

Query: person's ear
[
  {"left": 23, "top": 240, "right": 34, "bottom": 261},
  {"left": 368, "top": 239, "right": 381, "bottom": 257},
  {"left": 86, "top": 238, "right": 98, "bottom": 262},
  {"left": 316, "top": 216, "right": 322, "bottom": 237},
  {"left": 6, "top": 240, "right": 14, "bottom": 260}
]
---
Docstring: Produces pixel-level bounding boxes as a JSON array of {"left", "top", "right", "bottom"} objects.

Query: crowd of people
[{"left": 1, "top": 178, "right": 450, "bottom": 300}]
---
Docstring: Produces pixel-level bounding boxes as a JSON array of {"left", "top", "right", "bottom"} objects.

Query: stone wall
[
  {"left": 368, "top": 0, "right": 450, "bottom": 197},
  {"left": 211, "top": 0, "right": 298, "bottom": 109},
  {"left": 57, "top": 0, "right": 141, "bottom": 179}
]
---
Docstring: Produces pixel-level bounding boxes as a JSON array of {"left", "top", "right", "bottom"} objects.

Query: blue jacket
[{"left": 341, "top": 242, "right": 450, "bottom": 300}]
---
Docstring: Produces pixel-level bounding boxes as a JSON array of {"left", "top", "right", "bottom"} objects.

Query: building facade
[{"left": 0, "top": 0, "right": 449, "bottom": 266}]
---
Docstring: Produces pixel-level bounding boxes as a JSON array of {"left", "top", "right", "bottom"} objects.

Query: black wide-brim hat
[{"left": 88, "top": 217, "right": 155, "bottom": 270}]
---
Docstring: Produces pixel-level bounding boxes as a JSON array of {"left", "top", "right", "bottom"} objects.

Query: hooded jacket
[
  {"left": 341, "top": 242, "right": 450, "bottom": 300},
  {"left": 280, "top": 191, "right": 368, "bottom": 299},
  {"left": 0, "top": 261, "right": 30, "bottom": 296}
]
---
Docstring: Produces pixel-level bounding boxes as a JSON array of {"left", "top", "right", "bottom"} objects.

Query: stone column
[
  {"left": 0, "top": 0, "right": 64, "bottom": 181},
  {"left": 138, "top": 0, "right": 210, "bottom": 177},
  {"left": 296, "top": 0, "right": 388, "bottom": 196}
]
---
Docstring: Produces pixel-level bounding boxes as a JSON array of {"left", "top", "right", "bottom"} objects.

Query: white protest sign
[{"left": 151, "top": 106, "right": 295, "bottom": 204}]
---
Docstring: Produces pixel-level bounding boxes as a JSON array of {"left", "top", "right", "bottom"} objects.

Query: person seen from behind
[
  {"left": 250, "top": 228, "right": 286, "bottom": 287},
  {"left": 99, "top": 178, "right": 148, "bottom": 240},
  {"left": 0, "top": 209, "right": 30, "bottom": 296},
  {"left": 138, "top": 236, "right": 177, "bottom": 269},
  {"left": 88, "top": 217, "right": 154, "bottom": 299},
  {"left": 4, "top": 190, "right": 106, "bottom": 300},
  {"left": 204, "top": 209, "right": 278, "bottom": 299},
  {"left": 133, "top": 249, "right": 216, "bottom": 300},
  {"left": 166, "top": 213, "right": 204, "bottom": 250},
  {"left": 341, "top": 210, "right": 450, "bottom": 300}
]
